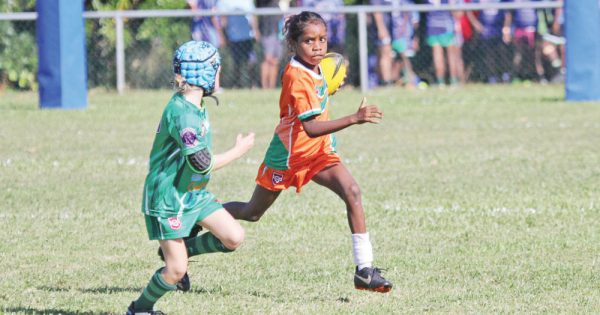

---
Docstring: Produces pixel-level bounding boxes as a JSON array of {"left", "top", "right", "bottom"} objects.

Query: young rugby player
[
  {"left": 127, "top": 40, "right": 255, "bottom": 314},
  {"left": 224, "top": 11, "right": 393, "bottom": 293}
]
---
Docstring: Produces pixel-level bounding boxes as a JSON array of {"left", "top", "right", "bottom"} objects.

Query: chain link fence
[{"left": 0, "top": 2, "right": 564, "bottom": 93}]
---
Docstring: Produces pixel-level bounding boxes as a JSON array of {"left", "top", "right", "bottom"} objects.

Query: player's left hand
[
  {"left": 355, "top": 97, "right": 383, "bottom": 124},
  {"left": 235, "top": 132, "right": 255, "bottom": 156}
]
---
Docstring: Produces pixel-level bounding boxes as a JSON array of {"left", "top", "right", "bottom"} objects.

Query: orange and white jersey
[{"left": 262, "top": 57, "right": 337, "bottom": 170}]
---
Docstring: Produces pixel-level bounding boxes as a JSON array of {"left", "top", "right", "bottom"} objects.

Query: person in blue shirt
[{"left": 218, "top": 0, "right": 261, "bottom": 88}]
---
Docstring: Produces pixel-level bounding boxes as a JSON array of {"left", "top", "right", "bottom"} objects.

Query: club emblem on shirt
[
  {"left": 181, "top": 128, "right": 198, "bottom": 147},
  {"left": 272, "top": 172, "right": 284, "bottom": 185},
  {"left": 168, "top": 217, "right": 182, "bottom": 230}
]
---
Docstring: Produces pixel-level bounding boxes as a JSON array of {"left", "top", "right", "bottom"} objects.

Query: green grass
[{"left": 1, "top": 85, "right": 599, "bottom": 314}]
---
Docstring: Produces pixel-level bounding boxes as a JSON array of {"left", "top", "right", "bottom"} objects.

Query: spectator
[
  {"left": 467, "top": 0, "right": 512, "bottom": 84},
  {"left": 551, "top": 2, "right": 565, "bottom": 77},
  {"left": 218, "top": 0, "right": 261, "bottom": 89},
  {"left": 425, "top": 0, "right": 462, "bottom": 86},
  {"left": 458, "top": 0, "right": 477, "bottom": 81},
  {"left": 389, "top": 0, "right": 421, "bottom": 87},
  {"left": 449, "top": 2, "right": 467, "bottom": 84},
  {"left": 257, "top": 0, "right": 285, "bottom": 89},
  {"left": 505, "top": 0, "right": 545, "bottom": 82},
  {"left": 187, "top": 0, "right": 224, "bottom": 48},
  {"left": 537, "top": 2, "right": 564, "bottom": 81},
  {"left": 368, "top": 0, "right": 396, "bottom": 86}
]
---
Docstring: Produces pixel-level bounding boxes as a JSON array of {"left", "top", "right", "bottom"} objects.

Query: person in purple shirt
[
  {"left": 468, "top": 0, "right": 512, "bottom": 83},
  {"left": 505, "top": 0, "right": 545, "bottom": 82},
  {"left": 425, "top": 0, "right": 462, "bottom": 86},
  {"left": 187, "top": 0, "right": 224, "bottom": 48}
]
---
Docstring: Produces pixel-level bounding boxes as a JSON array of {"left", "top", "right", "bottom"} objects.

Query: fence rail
[{"left": 0, "top": 1, "right": 563, "bottom": 94}]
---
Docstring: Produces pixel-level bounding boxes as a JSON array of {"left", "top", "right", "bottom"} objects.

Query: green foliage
[
  {"left": 0, "top": 0, "right": 36, "bottom": 90},
  {"left": 85, "top": 0, "right": 189, "bottom": 89},
  {"left": 0, "top": 0, "right": 189, "bottom": 90},
  {"left": 0, "top": 0, "right": 35, "bottom": 13}
]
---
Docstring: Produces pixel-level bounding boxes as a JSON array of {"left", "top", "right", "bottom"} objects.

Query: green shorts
[
  {"left": 426, "top": 32, "right": 455, "bottom": 47},
  {"left": 392, "top": 38, "right": 408, "bottom": 54},
  {"left": 144, "top": 198, "right": 223, "bottom": 240}
]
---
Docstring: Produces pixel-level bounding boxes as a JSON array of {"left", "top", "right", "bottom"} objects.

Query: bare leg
[
  {"left": 377, "top": 44, "right": 393, "bottom": 84},
  {"left": 199, "top": 208, "right": 245, "bottom": 250},
  {"left": 431, "top": 45, "right": 445, "bottom": 84},
  {"left": 311, "top": 163, "right": 366, "bottom": 233},
  {"left": 261, "top": 55, "right": 277, "bottom": 89},
  {"left": 158, "top": 239, "right": 188, "bottom": 284},
  {"left": 223, "top": 185, "right": 281, "bottom": 222},
  {"left": 267, "top": 57, "right": 279, "bottom": 89},
  {"left": 448, "top": 44, "right": 463, "bottom": 84},
  {"left": 401, "top": 53, "right": 416, "bottom": 87}
]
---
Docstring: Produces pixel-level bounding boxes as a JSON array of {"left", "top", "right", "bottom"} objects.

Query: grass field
[{"left": 1, "top": 85, "right": 599, "bottom": 314}]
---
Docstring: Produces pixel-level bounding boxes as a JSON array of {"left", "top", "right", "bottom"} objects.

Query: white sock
[{"left": 352, "top": 232, "right": 373, "bottom": 270}]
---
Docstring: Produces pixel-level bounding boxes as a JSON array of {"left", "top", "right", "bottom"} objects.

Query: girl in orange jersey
[{"left": 225, "top": 11, "right": 392, "bottom": 293}]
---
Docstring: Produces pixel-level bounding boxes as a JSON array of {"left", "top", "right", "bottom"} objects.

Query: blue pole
[
  {"left": 565, "top": 0, "right": 600, "bottom": 101},
  {"left": 36, "top": 0, "right": 87, "bottom": 109}
]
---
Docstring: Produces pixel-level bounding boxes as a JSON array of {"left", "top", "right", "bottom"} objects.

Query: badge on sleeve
[{"left": 181, "top": 128, "right": 198, "bottom": 147}]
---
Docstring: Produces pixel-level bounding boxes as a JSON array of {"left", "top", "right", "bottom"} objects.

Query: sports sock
[
  {"left": 352, "top": 232, "right": 374, "bottom": 271},
  {"left": 185, "top": 232, "right": 233, "bottom": 257},
  {"left": 134, "top": 268, "right": 177, "bottom": 310}
]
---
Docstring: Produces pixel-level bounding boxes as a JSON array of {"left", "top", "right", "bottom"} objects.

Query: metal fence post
[
  {"left": 357, "top": 11, "right": 368, "bottom": 94},
  {"left": 115, "top": 12, "right": 125, "bottom": 94}
]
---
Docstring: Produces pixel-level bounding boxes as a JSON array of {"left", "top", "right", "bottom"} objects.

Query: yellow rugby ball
[{"left": 320, "top": 52, "right": 347, "bottom": 95}]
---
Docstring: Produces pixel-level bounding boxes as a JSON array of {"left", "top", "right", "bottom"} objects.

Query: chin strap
[{"left": 205, "top": 95, "right": 219, "bottom": 106}]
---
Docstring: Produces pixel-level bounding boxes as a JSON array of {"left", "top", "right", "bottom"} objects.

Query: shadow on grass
[
  {"left": 39, "top": 285, "right": 229, "bottom": 295},
  {"left": 541, "top": 96, "right": 564, "bottom": 103},
  {"left": 39, "top": 286, "right": 142, "bottom": 294},
  {"left": 2, "top": 307, "right": 110, "bottom": 315}
]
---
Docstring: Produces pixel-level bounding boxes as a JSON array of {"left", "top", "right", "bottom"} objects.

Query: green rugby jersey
[{"left": 141, "top": 93, "right": 215, "bottom": 217}]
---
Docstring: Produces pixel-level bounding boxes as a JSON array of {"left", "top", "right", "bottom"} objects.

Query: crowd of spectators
[{"left": 186, "top": 0, "right": 565, "bottom": 89}]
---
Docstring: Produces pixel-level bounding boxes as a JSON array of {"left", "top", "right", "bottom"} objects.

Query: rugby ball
[{"left": 320, "top": 52, "right": 347, "bottom": 95}]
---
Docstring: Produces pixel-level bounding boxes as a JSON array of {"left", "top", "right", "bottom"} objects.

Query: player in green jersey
[{"left": 127, "top": 40, "right": 255, "bottom": 315}]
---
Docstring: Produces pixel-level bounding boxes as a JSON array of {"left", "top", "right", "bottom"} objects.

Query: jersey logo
[
  {"left": 181, "top": 128, "right": 198, "bottom": 147},
  {"left": 272, "top": 172, "right": 284, "bottom": 185},
  {"left": 168, "top": 217, "right": 182, "bottom": 230},
  {"left": 316, "top": 84, "right": 326, "bottom": 100}
]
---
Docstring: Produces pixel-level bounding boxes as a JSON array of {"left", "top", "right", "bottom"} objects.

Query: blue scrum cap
[{"left": 173, "top": 40, "right": 221, "bottom": 95}]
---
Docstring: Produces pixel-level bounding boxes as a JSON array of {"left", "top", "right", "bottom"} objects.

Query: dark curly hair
[{"left": 283, "top": 11, "right": 327, "bottom": 52}]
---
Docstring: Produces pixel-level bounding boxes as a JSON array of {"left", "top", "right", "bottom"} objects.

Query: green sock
[
  {"left": 134, "top": 268, "right": 177, "bottom": 310},
  {"left": 185, "top": 232, "right": 233, "bottom": 257}
]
